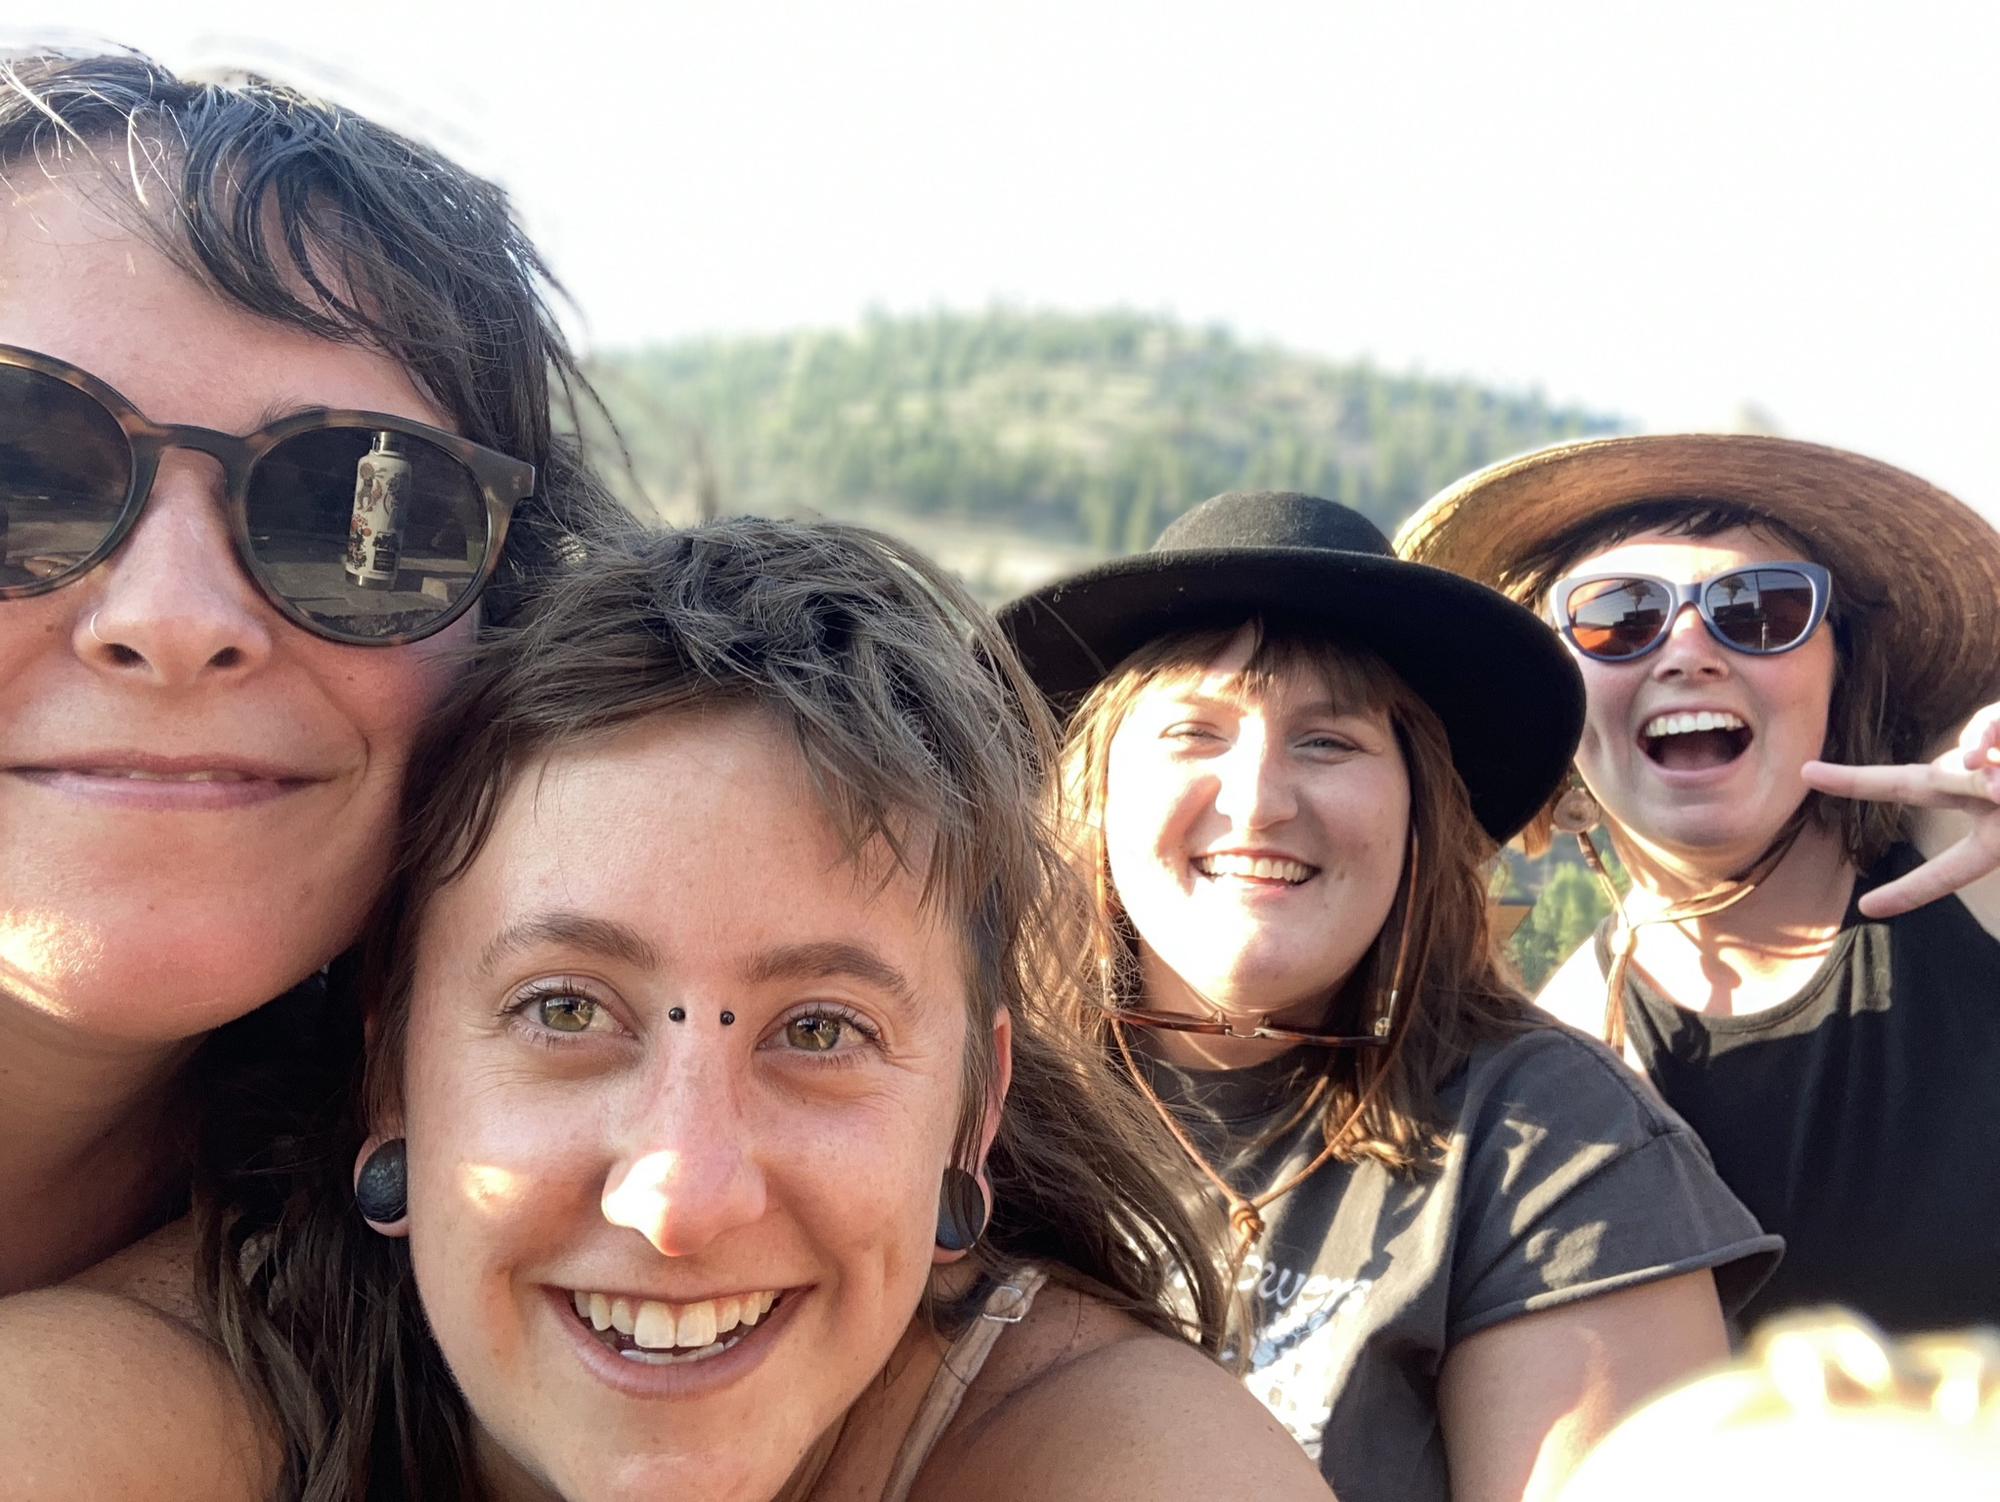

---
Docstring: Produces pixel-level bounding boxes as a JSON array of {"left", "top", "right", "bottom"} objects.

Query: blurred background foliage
[{"left": 579, "top": 306, "right": 1632, "bottom": 991}]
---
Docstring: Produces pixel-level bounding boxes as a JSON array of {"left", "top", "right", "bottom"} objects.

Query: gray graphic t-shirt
[{"left": 1144, "top": 1022, "right": 1782, "bottom": 1501}]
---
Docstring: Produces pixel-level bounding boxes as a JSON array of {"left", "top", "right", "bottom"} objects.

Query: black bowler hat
[{"left": 998, "top": 490, "right": 1584, "bottom": 843}]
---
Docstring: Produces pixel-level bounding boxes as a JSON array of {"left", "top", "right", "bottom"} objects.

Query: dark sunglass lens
[
  {"left": 1706, "top": 568, "right": 1816, "bottom": 652},
  {"left": 243, "top": 427, "right": 488, "bottom": 640},
  {"left": 0, "top": 365, "right": 132, "bottom": 590},
  {"left": 1567, "top": 577, "right": 1671, "bottom": 659}
]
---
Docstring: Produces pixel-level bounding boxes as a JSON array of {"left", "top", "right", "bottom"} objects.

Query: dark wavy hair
[
  {"left": 195, "top": 518, "right": 1233, "bottom": 1501},
  {"left": 0, "top": 45, "right": 616, "bottom": 617}
]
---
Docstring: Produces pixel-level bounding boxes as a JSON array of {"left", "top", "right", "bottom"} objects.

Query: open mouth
[
  {"left": 565, "top": 1287, "right": 786, "bottom": 1367},
  {"left": 1640, "top": 711, "right": 1752, "bottom": 772},
  {"left": 1191, "top": 853, "right": 1317, "bottom": 887}
]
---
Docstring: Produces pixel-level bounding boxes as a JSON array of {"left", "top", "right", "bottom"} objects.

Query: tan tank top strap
[{"left": 879, "top": 1266, "right": 1051, "bottom": 1502}]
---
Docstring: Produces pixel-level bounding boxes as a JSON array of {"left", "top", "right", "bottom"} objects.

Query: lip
[
  {"left": 1188, "top": 847, "right": 1320, "bottom": 891},
  {"left": 1632, "top": 706, "right": 1757, "bottom": 788},
  {"left": 5, "top": 753, "right": 324, "bottom": 811},
  {"left": 546, "top": 1282, "right": 805, "bottom": 1401}
]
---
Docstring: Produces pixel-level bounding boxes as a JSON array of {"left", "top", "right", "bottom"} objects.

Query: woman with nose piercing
[
  {"left": 0, "top": 45, "right": 611, "bottom": 1486},
  {"left": 1002, "top": 490, "right": 1781, "bottom": 1502},
  {"left": 1399, "top": 434, "right": 2000, "bottom": 1336},
  {"left": 1, "top": 517, "right": 1335, "bottom": 1500}
]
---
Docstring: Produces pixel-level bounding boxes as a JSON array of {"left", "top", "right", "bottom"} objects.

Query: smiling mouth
[
  {"left": 1191, "top": 854, "right": 1316, "bottom": 886},
  {"left": 1640, "top": 711, "right": 1752, "bottom": 772},
  {"left": 566, "top": 1287, "right": 784, "bottom": 1367}
]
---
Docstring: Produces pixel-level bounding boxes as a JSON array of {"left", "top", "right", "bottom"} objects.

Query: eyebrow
[
  {"left": 741, "top": 941, "right": 921, "bottom": 1008},
  {"left": 1169, "top": 686, "right": 1355, "bottom": 719},
  {"left": 476, "top": 911, "right": 663, "bottom": 977}
]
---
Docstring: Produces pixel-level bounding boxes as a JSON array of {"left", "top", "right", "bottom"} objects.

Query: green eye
[
  {"left": 785, "top": 1016, "right": 844, "bottom": 1052},
  {"left": 537, "top": 996, "right": 600, "bottom": 1034}
]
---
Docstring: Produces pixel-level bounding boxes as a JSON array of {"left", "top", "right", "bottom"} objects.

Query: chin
[{"left": 28, "top": 950, "right": 322, "bottom": 1045}]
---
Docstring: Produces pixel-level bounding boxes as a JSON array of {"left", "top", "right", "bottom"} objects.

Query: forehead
[
  {"left": 429, "top": 708, "right": 961, "bottom": 980},
  {"left": 0, "top": 174, "right": 443, "bottom": 429},
  {"left": 1566, "top": 524, "right": 1809, "bottom": 582},
  {"left": 1129, "top": 626, "right": 1386, "bottom": 718}
]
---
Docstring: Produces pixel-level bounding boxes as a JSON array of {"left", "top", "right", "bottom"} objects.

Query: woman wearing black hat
[
  {"left": 1398, "top": 434, "right": 2000, "bottom": 1338},
  {"left": 1001, "top": 491, "right": 1780, "bottom": 1502}
]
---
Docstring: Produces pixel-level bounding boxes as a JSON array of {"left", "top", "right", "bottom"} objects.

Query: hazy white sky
[{"left": 17, "top": 1, "right": 2000, "bottom": 515}]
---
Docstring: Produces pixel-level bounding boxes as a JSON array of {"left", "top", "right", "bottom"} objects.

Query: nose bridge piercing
[{"left": 665, "top": 1007, "right": 735, "bottom": 1025}]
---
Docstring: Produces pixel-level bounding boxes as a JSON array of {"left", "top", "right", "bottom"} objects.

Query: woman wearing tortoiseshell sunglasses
[
  {"left": 1399, "top": 434, "right": 2000, "bottom": 1337},
  {"left": 0, "top": 40, "right": 607, "bottom": 1378}
]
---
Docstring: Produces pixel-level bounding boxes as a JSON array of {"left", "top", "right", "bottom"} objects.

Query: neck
[
  {"left": 1133, "top": 949, "right": 1330, "bottom": 1071},
  {"left": 1607, "top": 818, "right": 1857, "bottom": 1001},
  {"left": 0, "top": 995, "right": 199, "bottom": 1293}
]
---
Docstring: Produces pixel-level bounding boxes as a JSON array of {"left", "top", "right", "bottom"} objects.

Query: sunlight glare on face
[
  {"left": 0, "top": 910, "right": 105, "bottom": 1018},
  {"left": 1102, "top": 627, "right": 1411, "bottom": 1029}
]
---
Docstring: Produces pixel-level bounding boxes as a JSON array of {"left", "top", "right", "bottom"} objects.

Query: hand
[{"left": 1802, "top": 703, "right": 2000, "bottom": 918}]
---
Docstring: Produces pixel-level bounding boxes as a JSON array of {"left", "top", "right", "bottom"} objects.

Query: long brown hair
[
  {"left": 1057, "top": 617, "right": 1531, "bottom": 1176},
  {"left": 194, "top": 517, "right": 1230, "bottom": 1501}
]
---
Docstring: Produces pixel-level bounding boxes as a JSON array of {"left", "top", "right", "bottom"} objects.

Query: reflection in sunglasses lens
[
  {"left": 1568, "top": 577, "right": 1671, "bottom": 659},
  {"left": 245, "top": 427, "right": 487, "bottom": 640},
  {"left": 1707, "top": 568, "right": 1814, "bottom": 652},
  {"left": 0, "top": 365, "right": 132, "bottom": 589}
]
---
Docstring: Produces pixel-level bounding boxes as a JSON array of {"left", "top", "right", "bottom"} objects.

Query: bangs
[{"left": 1105, "top": 614, "right": 1400, "bottom": 723}]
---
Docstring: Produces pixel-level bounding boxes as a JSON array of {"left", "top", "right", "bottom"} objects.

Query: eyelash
[
  {"left": 764, "top": 1002, "right": 885, "bottom": 1066},
  {"left": 502, "top": 978, "right": 622, "bottom": 1050},
  {"left": 500, "top": 986, "right": 885, "bottom": 1063},
  {"left": 1163, "top": 724, "right": 1359, "bottom": 754}
]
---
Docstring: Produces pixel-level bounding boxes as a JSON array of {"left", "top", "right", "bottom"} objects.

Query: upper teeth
[
  {"left": 1643, "top": 711, "right": 1745, "bottom": 739},
  {"left": 570, "top": 1288, "right": 778, "bottom": 1351},
  {"left": 1192, "top": 854, "right": 1313, "bottom": 884},
  {"left": 83, "top": 769, "right": 252, "bottom": 782}
]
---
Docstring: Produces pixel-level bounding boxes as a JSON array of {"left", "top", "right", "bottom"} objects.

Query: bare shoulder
[
  {"left": 68, "top": 1212, "right": 201, "bottom": 1320},
  {"left": 0, "top": 1268, "right": 273, "bottom": 1499},
  {"left": 1533, "top": 936, "right": 1613, "bottom": 1037},
  {"left": 917, "top": 1279, "right": 1331, "bottom": 1500}
]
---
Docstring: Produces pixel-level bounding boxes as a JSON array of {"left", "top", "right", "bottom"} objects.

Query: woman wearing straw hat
[
  {"left": 1001, "top": 491, "right": 1780, "bottom": 1502},
  {"left": 1397, "top": 434, "right": 2000, "bottom": 1337}
]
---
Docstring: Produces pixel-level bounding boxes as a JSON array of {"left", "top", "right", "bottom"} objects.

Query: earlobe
[
  {"left": 932, "top": 1010, "right": 1012, "bottom": 1265},
  {"left": 932, "top": 1166, "right": 990, "bottom": 1261},
  {"left": 354, "top": 1136, "right": 410, "bottom": 1237}
]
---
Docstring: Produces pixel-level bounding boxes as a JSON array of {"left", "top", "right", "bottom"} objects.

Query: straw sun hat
[{"left": 1395, "top": 434, "right": 2000, "bottom": 754}]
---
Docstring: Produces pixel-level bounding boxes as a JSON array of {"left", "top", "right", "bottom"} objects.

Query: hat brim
[
  {"left": 999, "top": 545, "right": 1584, "bottom": 843},
  {"left": 1397, "top": 434, "right": 2000, "bottom": 753}
]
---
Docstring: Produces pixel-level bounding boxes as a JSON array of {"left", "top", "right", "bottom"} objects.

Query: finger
[
  {"left": 1801, "top": 759, "right": 1990, "bottom": 808},
  {"left": 1857, "top": 836, "right": 2000, "bottom": 918},
  {"left": 1962, "top": 706, "right": 2000, "bottom": 768}
]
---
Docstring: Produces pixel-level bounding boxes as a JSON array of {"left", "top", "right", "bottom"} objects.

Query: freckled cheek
[
  {"left": 320, "top": 635, "right": 470, "bottom": 771},
  {"left": 783, "top": 1104, "right": 951, "bottom": 1269}
]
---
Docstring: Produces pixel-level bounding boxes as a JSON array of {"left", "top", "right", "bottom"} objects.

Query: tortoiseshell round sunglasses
[{"left": 0, "top": 344, "right": 535, "bottom": 645}]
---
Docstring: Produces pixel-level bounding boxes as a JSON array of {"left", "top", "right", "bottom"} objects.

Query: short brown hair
[
  {"left": 1057, "top": 616, "right": 1531, "bottom": 1175},
  {"left": 0, "top": 46, "right": 614, "bottom": 618}
]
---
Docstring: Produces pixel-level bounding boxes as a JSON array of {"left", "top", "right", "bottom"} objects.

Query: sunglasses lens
[
  {"left": 244, "top": 427, "right": 489, "bottom": 641},
  {"left": 1566, "top": 577, "right": 1672, "bottom": 659},
  {"left": 0, "top": 365, "right": 133, "bottom": 590},
  {"left": 1705, "top": 568, "right": 1818, "bottom": 652}
]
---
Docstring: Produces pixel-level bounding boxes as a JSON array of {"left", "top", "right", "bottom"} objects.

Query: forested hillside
[{"left": 583, "top": 308, "right": 1626, "bottom": 555}]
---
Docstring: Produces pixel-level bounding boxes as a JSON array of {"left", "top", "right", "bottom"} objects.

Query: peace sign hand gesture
[{"left": 1802, "top": 702, "right": 2000, "bottom": 921}]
